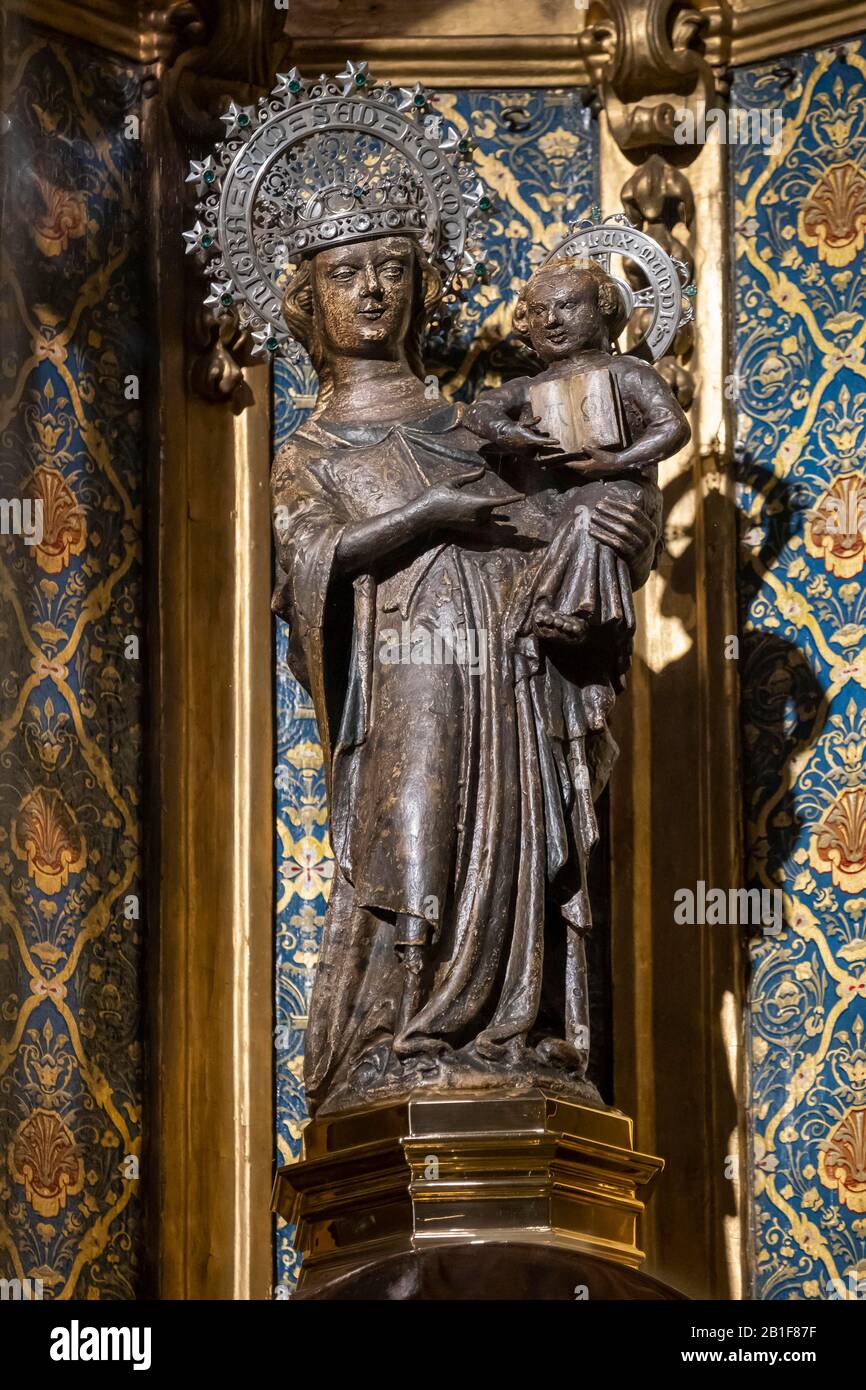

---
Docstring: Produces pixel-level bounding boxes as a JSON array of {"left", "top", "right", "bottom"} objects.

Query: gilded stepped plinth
[{"left": 272, "top": 1089, "right": 671, "bottom": 1299}]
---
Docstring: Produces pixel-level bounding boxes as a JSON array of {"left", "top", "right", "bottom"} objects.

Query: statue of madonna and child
[{"left": 187, "top": 65, "right": 693, "bottom": 1119}]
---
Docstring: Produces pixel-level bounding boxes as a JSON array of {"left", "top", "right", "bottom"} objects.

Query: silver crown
[
  {"left": 184, "top": 63, "right": 492, "bottom": 360},
  {"left": 279, "top": 153, "right": 431, "bottom": 260}
]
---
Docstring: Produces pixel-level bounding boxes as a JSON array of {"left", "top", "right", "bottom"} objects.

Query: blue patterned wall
[
  {"left": 0, "top": 24, "right": 145, "bottom": 1298},
  {"left": 272, "top": 85, "right": 598, "bottom": 1290},
  {"left": 733, "top": 38, "right": 866, "bottom": 1300}
]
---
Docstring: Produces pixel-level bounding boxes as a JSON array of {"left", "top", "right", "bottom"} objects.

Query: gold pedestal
[{"left": 272, "top": 1089, "right": 664, "bottom": 1297}]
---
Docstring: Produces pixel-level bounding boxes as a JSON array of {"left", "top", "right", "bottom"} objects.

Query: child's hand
[
  {"left": 488, "top": 415, "right": 560, "bottom": 456},
  {"left": 466, "top": 398, "right": 560, "bottom": 457},
  {"left": 565, "top": 447, "right": 647, "bottom": 478}
]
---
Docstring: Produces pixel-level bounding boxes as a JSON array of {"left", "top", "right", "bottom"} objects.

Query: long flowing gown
[{"left": 272, "top": 400, "right": 639, "bottom": 1115}]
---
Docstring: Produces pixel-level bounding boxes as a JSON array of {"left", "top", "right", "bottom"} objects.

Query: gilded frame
[{"left": 12, "top": 0, "right": 865, "bottom": 1300}]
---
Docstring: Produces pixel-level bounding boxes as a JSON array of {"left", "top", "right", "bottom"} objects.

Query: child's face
[{"left": 521, "top": 268, "right": 605, "bottom": 362}]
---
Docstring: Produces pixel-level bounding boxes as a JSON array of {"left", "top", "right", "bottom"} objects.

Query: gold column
[
  {"left": 145, "top": 91, "right": 274, "bottom": 1300},
  {"left": 588, "top": 0, "right": 745, "bottom": 1297}
]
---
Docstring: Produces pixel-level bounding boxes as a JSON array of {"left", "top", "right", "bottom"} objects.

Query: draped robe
[{"left": 272, "top": 401, "right": 654, "bottom": 1114}]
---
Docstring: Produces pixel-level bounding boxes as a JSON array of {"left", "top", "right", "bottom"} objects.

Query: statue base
[{"left": 272, "top": 1088, "right": 673, "bottom": 1299}]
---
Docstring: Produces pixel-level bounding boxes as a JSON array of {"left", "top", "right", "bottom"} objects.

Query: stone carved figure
[{"left": 187, "top": 67, "right": 692, "bottom": 1117}]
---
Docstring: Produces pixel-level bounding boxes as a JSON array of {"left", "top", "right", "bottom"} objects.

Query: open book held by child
[{"left": 465, "top": 257, "right": 689, "bottom": 680}]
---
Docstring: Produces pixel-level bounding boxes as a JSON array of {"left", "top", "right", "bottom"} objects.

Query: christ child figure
[{"left": 465, "top": 257, "right": 690, "bottom": 653}]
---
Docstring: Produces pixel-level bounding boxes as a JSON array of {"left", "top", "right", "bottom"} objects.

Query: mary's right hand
[{"left": 422, "top": 469, "right": 524, "bottom": 528}]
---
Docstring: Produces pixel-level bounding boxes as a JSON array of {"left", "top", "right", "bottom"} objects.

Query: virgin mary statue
[{"left": 190, "top": 66, "right": 661, "bottom": 1116}]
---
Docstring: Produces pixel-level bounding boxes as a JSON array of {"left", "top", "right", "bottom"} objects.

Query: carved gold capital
[{"left": 581, "top": 0, "right": 730, "bottom": 151}]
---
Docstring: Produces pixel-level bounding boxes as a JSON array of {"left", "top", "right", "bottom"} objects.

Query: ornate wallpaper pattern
[
  {"left": 0, "top": 27, "right": 144, "bottom": 1299},
  {"left": 272, "top": 86, "right": 598, "bottom": 1290},
  {"left": 733, "top": 40, "right": 866, "bottom": 1300}
]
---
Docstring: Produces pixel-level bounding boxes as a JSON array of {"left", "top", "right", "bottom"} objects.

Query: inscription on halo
[
  {"left": 544, "top": 224, "right": 686, "bottom": 363},
  {"left": 217, "top": 96, "right": 469, "bottom": 341}
]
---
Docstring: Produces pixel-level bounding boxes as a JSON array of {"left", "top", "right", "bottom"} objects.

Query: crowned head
[
  {"left": 187, "top": 66, "right": 489, "bottom": 365},
  {"left": 276, "top": 140, "right": 434, "bottom": 263}
]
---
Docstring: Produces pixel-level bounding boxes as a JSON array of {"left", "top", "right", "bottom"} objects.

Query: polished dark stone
[{"left": 291, "top": 1243, "right": 687, "bottom": 1301}]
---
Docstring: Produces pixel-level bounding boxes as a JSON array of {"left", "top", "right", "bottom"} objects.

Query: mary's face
[{"left": 310, "top": 236, "right": 416, "bottom": 359}]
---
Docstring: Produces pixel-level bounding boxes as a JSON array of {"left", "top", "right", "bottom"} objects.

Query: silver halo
[
  {"left": 187, "top": 66, "right": 488, "bottom": 361},
  {"left": 542, "top": 213, "right": 694, "bottom": 362}
]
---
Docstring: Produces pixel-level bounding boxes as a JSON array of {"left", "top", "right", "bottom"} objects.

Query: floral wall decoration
[
  {"left": 0, "top": 23, "right": 145, "bottom": 1299},
  {"left": 733, "top": 37, "right": 866, "bottom": 1300},
  {"left": 272, "top": 86, "right": 598, "bottom": 1290}
]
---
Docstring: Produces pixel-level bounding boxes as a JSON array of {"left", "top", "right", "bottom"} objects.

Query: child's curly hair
[{"left": 512, "top": 257, "right": 630, "bottom": 347}]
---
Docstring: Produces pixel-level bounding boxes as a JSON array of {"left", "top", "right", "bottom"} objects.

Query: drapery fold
[{"left": 272, "top": 404, "right": 648, "bottom": 1112}]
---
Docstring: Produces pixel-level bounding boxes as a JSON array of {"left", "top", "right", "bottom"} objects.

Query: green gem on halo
[
  {"left": 354, "top": 72, "right": 366, "bottom": 86},
  {"left": 414, "top": 94, "right": 426, "bottom": 107},
  {"left": 474, "top": 262, "right": 487, "bottom": 277},
  {"left": 289, "top": 79, "right": 301, "bottom": 93},
  {"left": 203, "top": 170, "right": 216, "bottom": 185},
  {"left": 267, "top": 338, "right": 279, "bottom": 352},
  {"left": 237, "top": 113, "right": 250, "bottom": 128},
  {"left": 352, "top": 186, "right": 364, "bottom": 199},
  {"left": 458, "top": 138, "right": 471, "bottom": 154},
  {"left": 684, "top": 284, "right": 697, "bottom": 297},
  {"left": 202, "top": 235, "right": 213, "bottom": 249},
  {"left": 479, "top": 196, "right": 491, "bottom": 211},
  {"left": 221, "top": 294, "right": 233, "bottom": 307}
]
